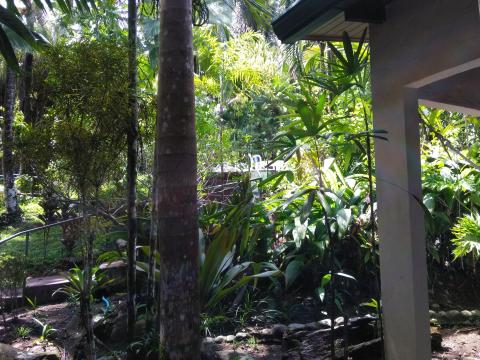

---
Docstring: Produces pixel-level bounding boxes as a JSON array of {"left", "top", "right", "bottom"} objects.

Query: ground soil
[
  {"left": 1, "top": 303, "right": 480, "bottom": 359},
  {"left": 433, "top": 328, "right": 480, "bottom": 359},
  {"left": 0, "top": 303, "right": 74, "bottom": 359}
]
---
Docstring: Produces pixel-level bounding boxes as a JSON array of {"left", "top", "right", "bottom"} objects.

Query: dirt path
[{"left": 433, "top": 328, "right": 480, "bottom": 359}]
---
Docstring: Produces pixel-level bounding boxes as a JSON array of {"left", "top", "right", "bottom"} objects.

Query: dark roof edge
[
  {"left": 272, "top": 0, "right": 377, "bottom": 43},
  {"left": 272, "top": 0, "right": 342, "bottom": 43}
]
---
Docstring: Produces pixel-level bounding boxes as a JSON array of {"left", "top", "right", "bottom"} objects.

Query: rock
[
  {"left": 63, "top": 313, "right": 85, "bottom": 356},
  {"left": 0, "top": 344, "right": 17, "bottom": 360},
  {"left": 24, "top": 275, "right": 70, "bottom": 305},
  {"left": 110, "top": 313, "right": 128, "bottom": 343},
  {"left": 472, "top": 309, "right": 480, "bottom": 318},
  {"left": 431, "top": 303, "right": 441, "bottom": 310},
  {"left": 335, "top": 317, "right": 344, "bottom": 326},
  {"left": 318, "top": 319, "right": 332, "bottom": 328},
  {"left": 26, "top": 346, "right": 46, "bottom": 354},
  {"left": 216, "top": 350, "right": 247, "bottom": 360},
  {"left": 260, "top": 328, "right": 273, "bottom": 337},
  {"left": 235, "top": 332, "right": 248, "bottom": 341},
  {"left": 204, "top": 337, "right": 215, "bottom": 344},
  {"left": 305, "top": 322, "right": 319, "bottom": 330},
  {"left": 93, "top": 314, "right": 113, "bottom": 342},
  {"left": 429, "top": 310, "right": 436, "bottom": 318},
  {"left": 0, "top": 343, "right": 60, "bottom": 360},
  {"left": 272, "top": 324, "right": 288, "bottom": 338},
  {"left": 445, "top": 310, "right": 461, "bottom": 322},
  {"left": 288, "top": 323, "right": 306, "bottom": 332},
  {"left": 461, "top": 310, "right": 473, "bottom": 318},
  {"left": 224, "top": 335, "right": 236, "bottom": 343},
  {"left": 201, "top": 338, "right": 218, "bottom": 359},
  {"left": 22, "top": 353, "right": 60, "bottom": 360},
  {"left": 92, "top": 314, "right": 104, "bottom": 325},
  {"left": 115, "top": 238, "right": 128, "bottom": 250},
  {"left": 214, "top": 336, "right": 225, "bottom": 344},
  {"left": 437, "top": 311, "right": 447, "bottom": 319}
]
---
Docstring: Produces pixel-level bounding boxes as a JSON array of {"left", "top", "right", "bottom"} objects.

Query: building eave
[{"left": 272, "top": 0, "right": 386, "bottom": 44}]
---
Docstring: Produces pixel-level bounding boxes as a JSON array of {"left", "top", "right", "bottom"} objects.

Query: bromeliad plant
[
  {"left": 199, "top": 178, "right": 281, "bottom": 311},
  {"left": 136, "top": 178, "right": 281, "bottom": 314},
  {"left": 53, "top": 265, "right": 112, "bottom": 304},
  {"left": 53, "top": 265, "right": 112, "bottom": 343}
]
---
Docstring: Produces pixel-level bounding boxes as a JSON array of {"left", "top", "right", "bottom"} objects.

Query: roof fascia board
[
  {"left": 284, "top": 8, "right": 344, "bottom": 43},
  {"left": 272, "top": 0, "right": 341, "bottom": 43},
  {"left": 272, "top": 0, "right": 384, "bottom": 43}
]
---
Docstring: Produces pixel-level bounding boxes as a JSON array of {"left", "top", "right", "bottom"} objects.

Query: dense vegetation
[{"left": 0, "top": 0, "right": 479, "bottom": 359}]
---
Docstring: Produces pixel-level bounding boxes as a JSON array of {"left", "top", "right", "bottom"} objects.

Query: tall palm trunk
[
  {"left": 3, "top": 67, "right": 19, "bottom": 221},
  {"left": 20, "top": 0, "right": 34, "bottom": 125},
  {"left": 126, "top": 0, "right": 138, "bottom": 353},
  {"left": 81, "top": 194, "right": 95, "bottom": 360},
  {"left": 155, "top": 0, "right": 200, "bottom": 357},
  {"left": 20, "top": 53, "right": 33, "bottom": 124}
]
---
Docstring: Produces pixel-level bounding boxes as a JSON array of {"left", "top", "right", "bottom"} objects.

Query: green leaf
[
  {"left": 292, "top": 216, "right": 308, "bottom": 248},
  {"left": 336, "top": 208, "right": 352, "bottom": 236},
  {"left": 300, "top": 190, "right": 315, "bottom": 223},
  {"left": 258, "top": 170, "right": 294, "bottom": 188},
  {"left": 285, "top": 259, "right": 303, "bottom": 289},
  {"left": 321, "top": 273, "right": 331, "bottom": 288},
  {"left": 0, "top": 25, "right": 19, "bottom": 71},
  {"left": 423, "top": 193, "right": 436, "bottom": 213},
  {"left": 0, "top": 6, "right": 42, "bottom": 50},
  {"left": 316, "top": 286, "right": 326, "bottom": 302},
  {"left": 335, "top": 272, "right": 356, "bottom": 282}
]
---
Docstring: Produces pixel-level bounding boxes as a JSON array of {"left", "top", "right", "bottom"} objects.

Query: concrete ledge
[{"left": 24, "top": 274, "right": 69, "bottom": 305}]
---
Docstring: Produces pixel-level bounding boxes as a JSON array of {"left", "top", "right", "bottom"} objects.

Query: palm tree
[
  {"left": 126, "top": 0, "right": 138, "bottom": 354},
  {"left": 154, "top": 0, "right": 200, "bottom": 357},
  {"left": 2, "top": 66, "right": 20, "bottom": 221}
]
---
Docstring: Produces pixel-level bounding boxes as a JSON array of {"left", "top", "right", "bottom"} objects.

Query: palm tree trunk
[
  {"left": 20, "top": 53, "right": 33, "bottom": 124},
  {"left": 146, "top": 157, "right": 157, "bottom": 330},
  {"left": 126, "top": 0, "right": 138, "bottom": 354},
  {"left": 3, "top": 67, "right": 19, "bottom": 221},
  {"left": 20, "top": 0, "right": 34, "bottom": 125},
  {"left": 82, "top": 194, "right": 95, "bottom": 360},
  {"left": 155, "top": 0, "right": 200, "bottom": 357}
]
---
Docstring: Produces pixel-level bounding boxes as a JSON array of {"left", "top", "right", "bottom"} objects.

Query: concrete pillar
[{"left": 370, "top": 83, "right": 431, "bottom": 358}]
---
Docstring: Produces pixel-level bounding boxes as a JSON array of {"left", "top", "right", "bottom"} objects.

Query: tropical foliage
[{"left": 0, "top": 0, "right": 479, "bottom": 358}]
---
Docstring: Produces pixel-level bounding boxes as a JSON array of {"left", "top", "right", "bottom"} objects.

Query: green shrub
[{"left": 452, "top": 212, "right": 480, "bottom": 260}]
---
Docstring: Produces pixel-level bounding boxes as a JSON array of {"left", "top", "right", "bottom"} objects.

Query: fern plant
[{"left": 452, "top": 212, "right": 480, "bottom": 260}]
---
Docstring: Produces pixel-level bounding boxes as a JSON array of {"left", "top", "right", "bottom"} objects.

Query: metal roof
[{"left": 272, "top": 0, "right": 386, "bottom": 43}]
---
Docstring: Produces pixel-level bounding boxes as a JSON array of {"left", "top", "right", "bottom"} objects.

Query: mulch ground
[{"left": 1, "top": 303, "right": 480, "bottom": 359}]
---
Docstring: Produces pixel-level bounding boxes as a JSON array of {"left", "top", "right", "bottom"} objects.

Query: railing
[{"left": 0, "top": 217, "right": 85, "bottom": 260}]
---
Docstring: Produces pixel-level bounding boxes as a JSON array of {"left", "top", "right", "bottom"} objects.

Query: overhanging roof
[{"left": 272, "top": 0, "right": 386, "bottom": 43}]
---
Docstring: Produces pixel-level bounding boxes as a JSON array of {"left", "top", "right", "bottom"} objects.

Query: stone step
[
  {"left": 3, "top": 262, "right": 129, "bottom": 310},
  {"left": 24, "top": 274, "right": 70, "bottom": 305}
]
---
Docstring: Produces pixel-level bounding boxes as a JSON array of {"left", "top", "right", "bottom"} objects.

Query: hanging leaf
[
  {"left": 336, "top": 208, "right": 352, "bottom": 236},
  {"left": 0, "top": 25, "right": 19, "bottom": 71},
  {"left": 300, "top": 190, "right": 315, "bottom": 223},
  {"left": 292, "top": 216, "right": 308, "bottom": 248},
  {"left": 285, "top": 259, "right": 303, "bottom": 289}
]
